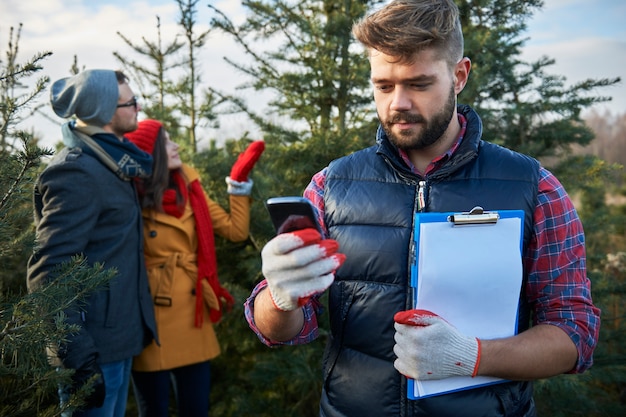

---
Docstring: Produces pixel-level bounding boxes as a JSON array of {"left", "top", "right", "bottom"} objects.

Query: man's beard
[{"left": 382, "top": 85, "right": 457, "bottom": 151}]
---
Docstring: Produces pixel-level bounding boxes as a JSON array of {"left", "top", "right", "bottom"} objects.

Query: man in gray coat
[{"left": 27, "top": 69, "right": 157, "bottom": 417}]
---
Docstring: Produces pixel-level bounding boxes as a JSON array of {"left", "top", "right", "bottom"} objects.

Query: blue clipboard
[{"left": 408, "top": 207, "right": 525, "bottom": 399}]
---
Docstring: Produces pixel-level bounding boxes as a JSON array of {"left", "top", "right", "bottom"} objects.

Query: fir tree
[
  {"left": 0, "top": 25, "right": 118, "bottom": 416},
  {"left": 114, "top": 0, "right": 219, "bottom": 154}
]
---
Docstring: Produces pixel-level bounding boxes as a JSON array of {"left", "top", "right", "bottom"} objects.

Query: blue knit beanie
[{"left": 50, "top": 69, "right": 119, "bottom": 127}]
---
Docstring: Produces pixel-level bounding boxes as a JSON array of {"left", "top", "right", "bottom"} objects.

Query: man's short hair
[{"left": 352, "top": 0, "right": 464, "bottom": 67}]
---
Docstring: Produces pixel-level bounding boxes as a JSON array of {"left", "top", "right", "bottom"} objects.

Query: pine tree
[
  {"left": 114, "top": 0, "right": 219, "bottom": 154},
  {"left": 207, "top": 0, "right": 379, "bottom": 196},
  {"left": 0, "top": 24, "right": 51, "bottom": 153},
  {"left": 545, "top": 153, "right": 626, "bottom": 416},
  {"left": 457, "top": 0, "right": 619, "bottom": 159},
  {"left": 114, "top": 15, "right": 186, "bottom": 135},
  {"left": 0, "top": 26, "right": 119, "bottom": 416},
  {"left": 0, "top": 22, "right": 51, "bottom": 302}
]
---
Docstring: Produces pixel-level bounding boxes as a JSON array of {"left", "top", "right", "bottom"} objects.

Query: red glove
[
  {"left": 261, "top": 228, "right": 345, "bottom": 311},
  {"left": 394, "top": 309, "right": 439, "bottom": 325},
  {"left": 230, "top": 141, "right": 265, "bottom": 182},
  {"left": 393, "top": 309, "right": 481, "bottom": 380}
]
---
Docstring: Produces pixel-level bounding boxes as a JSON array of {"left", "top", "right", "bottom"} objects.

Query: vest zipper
[{"left": 417, "top": 180, "right": 426, "bottom": 212}]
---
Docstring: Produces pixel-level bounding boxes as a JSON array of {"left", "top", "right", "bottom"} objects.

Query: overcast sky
[{"left": 1, "top": 0, "right": 624, "bottom": 148}]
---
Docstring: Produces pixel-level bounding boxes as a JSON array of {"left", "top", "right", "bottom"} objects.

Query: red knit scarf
[{"left": 162, "top": 172, "right": 234, "bottom": 326}]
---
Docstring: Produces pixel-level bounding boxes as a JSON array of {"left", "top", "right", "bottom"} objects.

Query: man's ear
[{"left": 454, "top": 57, "right": 471, "bottom": 94}]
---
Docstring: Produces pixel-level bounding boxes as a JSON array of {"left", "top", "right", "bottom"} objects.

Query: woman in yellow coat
[{"left": 126, "top": 119, "right": 264, "bottom": 417}]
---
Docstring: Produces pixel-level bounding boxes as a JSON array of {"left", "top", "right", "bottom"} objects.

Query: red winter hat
[{"left": 126, "top": 119, "right": 163, "bottom": 155}]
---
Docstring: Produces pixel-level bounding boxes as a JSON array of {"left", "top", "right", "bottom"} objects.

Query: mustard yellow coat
[{"left": 132, "top": 164, "right": 250, "bottom": 372}]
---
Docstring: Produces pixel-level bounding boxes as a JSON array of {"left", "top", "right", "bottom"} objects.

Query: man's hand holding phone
[{"left": 262, "top": 197, "right": 345, "bottom": 311}]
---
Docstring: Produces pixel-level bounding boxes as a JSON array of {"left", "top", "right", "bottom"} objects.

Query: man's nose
[{"left": 390, "top": 86, "right": 411, "bottom": 111}]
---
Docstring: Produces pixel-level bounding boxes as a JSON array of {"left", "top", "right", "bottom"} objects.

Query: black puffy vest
[{"left": 319, "top": 105, "right": 539, "bottom": 417}]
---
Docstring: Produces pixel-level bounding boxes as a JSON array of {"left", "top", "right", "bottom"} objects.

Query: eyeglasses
[{"left": 116, "top": 96, "right": 138, "bottom": 110}]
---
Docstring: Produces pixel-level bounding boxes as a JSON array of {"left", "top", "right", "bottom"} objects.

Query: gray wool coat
[{"left": 27, "top": 144, "right": 157, "bottom": 370}]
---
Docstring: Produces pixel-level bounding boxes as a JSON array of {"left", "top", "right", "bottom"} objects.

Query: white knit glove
[
  {"left": 393, "top": 309, "right": 481, "bottom": 380},
  {"left": 225, "top": 176, "right": 254, "bottom": 196},
  {"left": 261, "top": 228, "right": 345, "bottom": 311}
]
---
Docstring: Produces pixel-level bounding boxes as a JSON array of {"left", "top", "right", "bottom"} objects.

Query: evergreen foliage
[
  {"left": 0, "top": 22, "right": 53, "bottom": 297},
  {"left": 1, "top": 254, "right": 117, "bottom": 417},
  {"left": 549, "top": 154, "right": 626, "bottom": 415},
  {"left": 207, "top": 0, "right": 381, "bottom": 190},
  {"left": 0, "top": 23, "right": 52, "bottom": 154},
  {"left": 457, "top": 0, "right": 620, "bottom": 159},
  {"left": 114, "top": 0, "right": 219, "bottom": 154},
  {"left": 0, "top": 26, "right": 121, "bottom": 416},
  {"left": 1, "top": 0, "right": 625, "bottom": 415}
]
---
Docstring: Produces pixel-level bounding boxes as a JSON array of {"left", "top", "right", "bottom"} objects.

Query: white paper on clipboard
[{"left": 408, "top": 209, "right": 524, "bottom": 399}]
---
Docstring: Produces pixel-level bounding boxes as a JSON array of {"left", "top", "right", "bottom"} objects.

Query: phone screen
[{"left": 266, "top": 196, "right": 321, "bottom": 234}]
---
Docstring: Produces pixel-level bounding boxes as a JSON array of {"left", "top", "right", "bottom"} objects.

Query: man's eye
[{"left": 376, "top": 85, "right": 392, "bottom": 92}]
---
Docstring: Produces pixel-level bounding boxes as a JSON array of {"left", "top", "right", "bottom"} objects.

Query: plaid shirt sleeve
[
  {"left": 304, "top": 168, "right": 329, "bottom": 235},
  {"left": 243, "top": 169, "right": 329, "bottom": 347},
  {"left": 524, "top": 167, "right": 601, "bottom": 373},
  {"left": 244, "top": 280, "right": 323, "bottom": 347}
]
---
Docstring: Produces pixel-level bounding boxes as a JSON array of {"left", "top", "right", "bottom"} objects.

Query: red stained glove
[
  {"left": 261, "top": 228, "right": 346, "bottom": 311},
  {"left": 394, "top": 309, "right": 440, "bottom": 325},
  {"left": 393, "top": 309, "right": 481, "bottom": 381},
  {"left": 229, "top": 141, "right": 265, "bottom": 182}
]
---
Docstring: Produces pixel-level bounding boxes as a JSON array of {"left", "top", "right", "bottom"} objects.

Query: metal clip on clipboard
[{"left": 447, "top": 206, "right": 499, "bottom": 225}]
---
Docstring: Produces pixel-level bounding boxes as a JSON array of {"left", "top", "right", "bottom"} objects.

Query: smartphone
[{"left": 266, "top": 196, "right": 322, "bottom": 234}]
